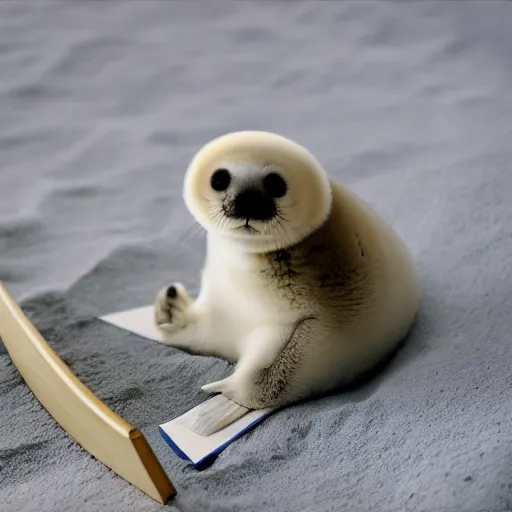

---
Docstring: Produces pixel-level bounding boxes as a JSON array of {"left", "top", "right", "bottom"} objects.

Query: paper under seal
[
  {"left": 100, "top": 306, "right": 275, "bottom": 467},
  {"left": 159, "top": 395, "right": 274, "bottom": 468}
]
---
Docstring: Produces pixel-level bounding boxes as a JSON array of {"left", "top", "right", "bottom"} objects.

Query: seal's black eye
[
  {"left": 210, "top": 168, "right": 231, "bottom": 192},
  {"left": 263, "top": 172, "right": 287, "bottom": 198}
]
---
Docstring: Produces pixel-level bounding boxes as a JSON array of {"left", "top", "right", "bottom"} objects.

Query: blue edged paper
[
  {"left": 159, "top": 402, "right": 274, "bottom": 469},
  {"left": 99, "top": 306, "right": 275, "bottom": 468}
]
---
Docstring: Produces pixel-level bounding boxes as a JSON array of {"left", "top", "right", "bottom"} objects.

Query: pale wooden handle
[{"left": 0, "top": 282, "right": 176, "bottom": 504}]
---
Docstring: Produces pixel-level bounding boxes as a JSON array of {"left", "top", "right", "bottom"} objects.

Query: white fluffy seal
[{"left": 154, "top": 131, "right": 420, "bottom": 410}]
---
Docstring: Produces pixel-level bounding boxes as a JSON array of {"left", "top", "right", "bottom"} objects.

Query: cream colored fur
[{"left": 154, "top": 131, "right": 420, "bottom": 409}]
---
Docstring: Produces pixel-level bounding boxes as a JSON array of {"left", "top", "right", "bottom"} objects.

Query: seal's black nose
[{"left": 232, "top": 188, "right": 277, "bottom": 221}]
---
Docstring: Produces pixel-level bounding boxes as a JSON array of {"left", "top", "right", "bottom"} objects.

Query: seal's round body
[{"left": 155, "top": 131, "right": 420, "bottom": 409}]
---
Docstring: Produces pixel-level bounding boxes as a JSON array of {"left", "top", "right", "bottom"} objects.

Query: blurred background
[
  {"left": 2, "top": 1, "right": 511, "bottom": 304},
  {"left": 1, "top": 3, "right": 512, "bottom": 512}
]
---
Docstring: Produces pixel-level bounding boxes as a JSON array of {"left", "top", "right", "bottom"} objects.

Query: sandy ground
[{"left": 1, "top": 2, "right": 512, "bottom": 511}]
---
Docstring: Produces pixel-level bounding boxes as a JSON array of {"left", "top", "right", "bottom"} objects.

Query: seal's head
[{"left": 183, "top": 131, "right": 332, "bottom": 253}]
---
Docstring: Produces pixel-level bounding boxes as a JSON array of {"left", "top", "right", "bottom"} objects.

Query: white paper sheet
[
  {"left": 100, "top": 305, "right": 166, "bottom": 343},
  {"left": 99, "top": 306, "right": 275, "bottom": 468},
  {"left": 160, "top": 398, "right": 273, "bottom": 467}
]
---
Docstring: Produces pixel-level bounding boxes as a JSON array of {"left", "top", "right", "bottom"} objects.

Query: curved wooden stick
[{"left": 0, "top": 282, "right": 176, "bottom": 504}]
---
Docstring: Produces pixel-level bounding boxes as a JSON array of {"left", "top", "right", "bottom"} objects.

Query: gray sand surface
[{"left": 1, "top": 2, "right": 512, "bottom": 511}]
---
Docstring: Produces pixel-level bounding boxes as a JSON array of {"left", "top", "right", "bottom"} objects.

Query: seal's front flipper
[{"left": 200, "top": 379, "right": 231, "bottom": 396}]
